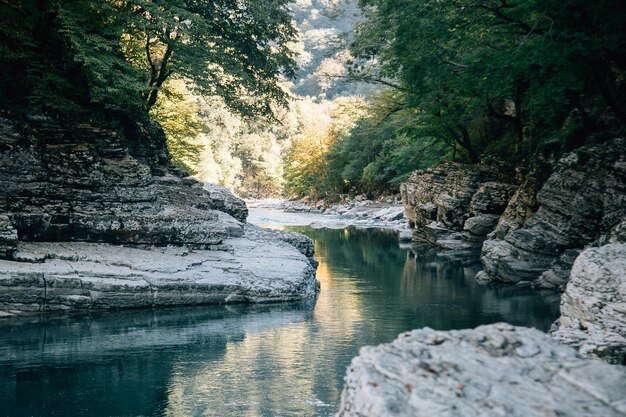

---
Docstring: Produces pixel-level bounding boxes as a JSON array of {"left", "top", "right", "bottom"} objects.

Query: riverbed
[{"left": 0, "top": 209, "right": 560, "bottom": 416}]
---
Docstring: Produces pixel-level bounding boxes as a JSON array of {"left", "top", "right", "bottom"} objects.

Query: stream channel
[{"left": 0, "top": 208, "right": 560, "bottom": 416}]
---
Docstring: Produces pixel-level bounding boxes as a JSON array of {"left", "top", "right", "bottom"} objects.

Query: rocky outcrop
[
  {"left": 0, "top": 116, "right": 248, "bottom": 247},
  {"left": 552, "top": 244, "right": 626, "bottom": 364},
  {"left": 0, "top": 225, "right": 318, "bottom": 316},
  {"left": 0, "top": 215, "right": 18, "bottom": 259},
  {"left": 400, "top": 162, "right": 516, "bottom": 248},
  {"left": 0, "top": 115, "right": 319, "bottom": 314},
  {"left": 337, "top": 323, "right": 626, "bottom": 417},
  {"left": 480, "top": 139, "right": 626, "bottom": 287}
]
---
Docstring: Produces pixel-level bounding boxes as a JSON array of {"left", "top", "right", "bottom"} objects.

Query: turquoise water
[{"left": 0, "top": 226, "right": 560, "bottom": 417}]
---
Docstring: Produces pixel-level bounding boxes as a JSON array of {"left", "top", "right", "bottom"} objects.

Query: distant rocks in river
[
  {"left": 0, "top": 116, "right": 319, "bottom": 316},
  {"left": 337, "top": 323, "right": 626, "bottom": 417},
  {"left": 247, "top": 197, "right": 412, "bottom": 240},
  {"left": 400, "top": 162, "right": 517, "bottom": 250}
]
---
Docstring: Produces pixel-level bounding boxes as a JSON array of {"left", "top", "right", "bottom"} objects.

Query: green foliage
[
  {"left": 0, "top": 0, "right": 297, "bottom": 120},
  {"left": 348, "top": 0, "right": 626, "bottom": 164},
  {"left": 283, "top": 92, "right": 448, "bottom": 198},
  {"left": 325, "top": 91, "right": 447, "bottom": 195},
  {"left": 152, "top": 79, "right": 287, "bottom": 197}
]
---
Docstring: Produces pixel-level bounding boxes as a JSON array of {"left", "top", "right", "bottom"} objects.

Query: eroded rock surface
[
  {"left": 400, "top": 163, "right": 516, "bottom": 248},
  {"left": 552, "top": 244, "right": 626, "bottom": 364},
  {"left": 480, "top": 139, "right": 626, "bottom": 287},
  {"left": 0, "top": 225, "right": 318, "bottom": 316},
  {"left": 0, "top": 117, "right": 248, "bottom": 247},
  {"left": 337, "top": 324, "right": 626, "bottom": 417},
  {"left": 0, "top": 115, "right": 318, "bottom": 314}
]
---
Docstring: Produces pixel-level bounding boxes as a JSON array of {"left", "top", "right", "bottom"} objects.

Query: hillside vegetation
[{"left": 1, "top": 1, "right": 624, "bottom": 200}]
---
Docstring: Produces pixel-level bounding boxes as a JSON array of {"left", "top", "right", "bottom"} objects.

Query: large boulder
[
  {"left": 552, "top": 244, "right": 626, "bottom": 364},
  {"left": 480, "top": 139, "right": 626, "bottom": 287},
  {"left": 337, "top": 324, "right": 626, "bottom": 417}
]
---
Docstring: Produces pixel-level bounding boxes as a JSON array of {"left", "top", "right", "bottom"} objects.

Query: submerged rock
[
  {"left": 337, "top": 323, "right": 626, "bottom": 417},
  {"left": 552, "top": 244, "right": 626, "bottom": 364}
]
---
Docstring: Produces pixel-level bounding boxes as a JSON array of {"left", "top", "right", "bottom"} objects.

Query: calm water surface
[{"left": 0, "top": 219, "right": 560, "bottom": 416}]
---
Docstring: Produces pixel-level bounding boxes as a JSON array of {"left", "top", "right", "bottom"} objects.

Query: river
[{"left": 0, "top": 209, "right": 560, "bottom": 416}]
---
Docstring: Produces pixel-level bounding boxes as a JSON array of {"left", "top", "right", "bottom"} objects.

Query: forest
[
  {"left": 1, "top": 0, "right": 625, "bottom": 199},
  {"left": 1, "top": 2, "right": 625, "bottom": 415}
]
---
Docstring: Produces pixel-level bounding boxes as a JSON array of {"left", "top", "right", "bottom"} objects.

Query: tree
[
  {"left": 348, "top": 0, "right": 626, "bottom": 164},
  {"left": 0, "top": 0, "right": 298, "bottom": 119},
  {"left": 120, "top": 0, "right": 297, "bottom": 115}
]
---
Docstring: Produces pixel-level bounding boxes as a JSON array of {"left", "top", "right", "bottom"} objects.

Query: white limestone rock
[
  {"left": 337, "top": 323, "right": 626, "bottom": 417},
  {"left": 552, "top": 244, "right": 626, "bottom": 364},
  {"left": 0, "top": 225, "right": 319, "bottom": 315}
]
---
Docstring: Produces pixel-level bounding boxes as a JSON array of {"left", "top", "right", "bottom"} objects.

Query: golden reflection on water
[
  {"left": 163, "top": 235, "right": 366, "bottom": 417},
  {"left": 159, "top": 225, "right": 558, "bottom": 417}
]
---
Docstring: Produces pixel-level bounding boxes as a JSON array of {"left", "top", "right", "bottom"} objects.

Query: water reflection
[{"left": 0, "top": 226, "right": 560, "bottom": 417}]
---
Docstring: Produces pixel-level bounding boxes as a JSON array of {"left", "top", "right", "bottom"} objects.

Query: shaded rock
[
  {"left": 0, "top": 215, "right": 17, "bottom": 259},
  {"left": 401, "top": 163, "right": 516, "bottom": 247},
  {"left": 0, "top": 117, "right": 247, "bottom": 247},
  {"left": 552, "top": 244, "right": 626, "bottom": 364},
  {"left": 493, "top": 165, "right": 549, "bottom": 239},
  {"left": 469, "top": 181, "right": 518, "bottom": 214},
  {"left": 480, "top": 139, "right": 626, "bottom": 285},
  {"left": 202, "top": 182, "right": 248, "bottom": 222},
  {"left": 463, "top": 214, "right": 500, "bottom": 237},
  {"left": 337, "top": 323, "right": 626, "bottom": 417},
  {"left": 534, "top": 249, "right": 581, "bottom": 289}
]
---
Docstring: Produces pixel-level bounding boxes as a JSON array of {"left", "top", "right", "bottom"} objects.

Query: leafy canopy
[
  {"left": 0, "top": 0, "right": 297, "bottom": 119},
  {"left": 348, "top": 0, "right": 626, "bottom": 163}
]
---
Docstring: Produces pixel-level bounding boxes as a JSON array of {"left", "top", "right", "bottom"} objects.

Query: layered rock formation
[
  {"left": 552, "top": 244, "right": 626, "bottom": 364},
  {"left": 0, "top": 116, "right": 319, "bottom": 315},
  {"left": 479, "top": 139, "right": 626, "bottom": 287},
  {"left": 400, "top": 139, "right": 625, "bottom": 291},
  {"left": 337, "top": 324, "right": 626, "bottom": 417},
  {"left": 400, "top": 162, "right": 517, "bottom": 249}
]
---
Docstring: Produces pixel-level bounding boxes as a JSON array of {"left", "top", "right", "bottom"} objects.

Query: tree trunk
[{"left": 145, "top": 41, "right": 174, "bottom": 110}]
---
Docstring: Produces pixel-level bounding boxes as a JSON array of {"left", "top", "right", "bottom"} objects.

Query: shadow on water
[{"left": 0, "top": 226, "right": 560, "bottom": 417}]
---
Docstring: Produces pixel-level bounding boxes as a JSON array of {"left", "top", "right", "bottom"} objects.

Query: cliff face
[
  {"left": 400, "top": 162, "right": 517, "bottom": 249},
  {"left": 401, "top": 139, "right": 625, "bottom": 289},
  {"left": 0, "top": 116, "right": 319, "bottom": 314},
  {"left": 480, "top": 138, "right": 626, "bottom": 288},
  {"left": 0, "top": 116, "right": 247, "bottom": 251}
]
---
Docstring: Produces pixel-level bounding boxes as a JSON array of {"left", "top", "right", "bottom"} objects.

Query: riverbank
[
  {"left": 0, "top": 117, "right": 320, "bottom": 317},
  {"left": 246, "top": 197, "right": 413, "bottom": 241}
]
